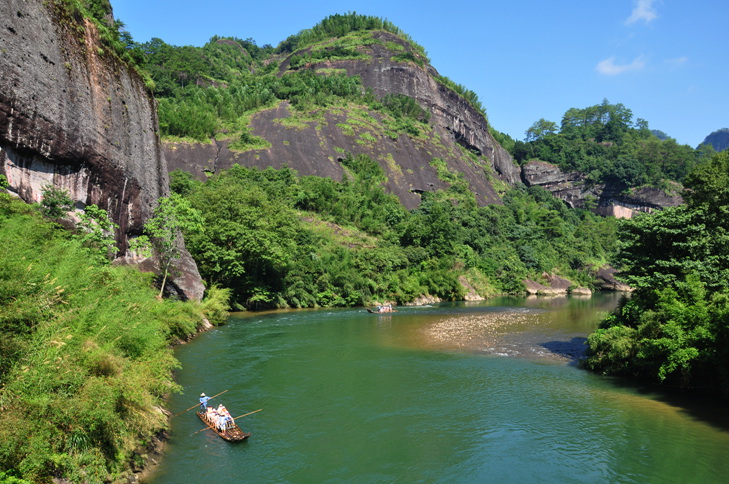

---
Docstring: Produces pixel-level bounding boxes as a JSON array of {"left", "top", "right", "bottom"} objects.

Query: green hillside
[{"left": 171, "top": 157, "right": 617, "bottom": 309}]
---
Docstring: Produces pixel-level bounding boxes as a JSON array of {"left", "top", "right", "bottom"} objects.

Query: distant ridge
[{"left": 700, "top": 128, "right": 729, "bottom": 151}]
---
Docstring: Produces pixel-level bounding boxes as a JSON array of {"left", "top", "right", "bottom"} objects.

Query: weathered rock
[
  {"left": 0, "top": 0, "right": 203, "bottom": 299},
  {"left": 523, "top": 273, "right": 590, "bottom": 296},
  {"left": 340, "top": 31, "right": 520, "bottom": 186},
  {"left": 404, "top": 294, "right": 442, "bottom": 306},
  {"left": 522, "top": 160, "right": 683, "bottom": 217},
  {"left": 522, "top": 160, "right": 599, "bottom": 208},
  {"left": 165, "top": 31, "right": 520, "bottom": 210},
  {"left": 458, "top": 275, "right": 486, "bottom": 301},
  {"left": 591, "top": 265, "right": 632, "bottom": 292}
]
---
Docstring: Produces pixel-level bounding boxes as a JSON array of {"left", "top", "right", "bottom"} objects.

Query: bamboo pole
[
  {"left": 172, "top": 389, "right": 229, "bottom": 417},
  {"left": 232, "top": 408, "right": 263, "bottom": 420}
]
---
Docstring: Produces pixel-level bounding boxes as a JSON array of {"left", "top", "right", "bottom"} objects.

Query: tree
[
  {"left": 184, "top": 176, "right": 300, "bottom": 305},
  {"left": 585, "top": 151, "right": 729, "bottom": 393},
  {"left": 74, "top": 204, "right": 119, "bottom": 263},
  {"left": 40, "top": 184, "right": 72, "bottom": 218},
  {"left": 132, "top": 194, "right": 204, "bottom": 298},
  {"left": 525, "top": 118, "right": 557, "bottom": 142}
]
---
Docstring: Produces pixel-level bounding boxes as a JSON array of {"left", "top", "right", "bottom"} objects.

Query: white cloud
[
  {"left": 596, "top": 56, "right": 646, "bottom": 75},
  {"left": 626, "top": 0, "right": 659, "bottom": 25}
]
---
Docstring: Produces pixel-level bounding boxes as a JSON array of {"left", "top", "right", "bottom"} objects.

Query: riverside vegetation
[
  {"left": 1, "top": 7, "right": 728, "bottom": 483},
  {"left": 0, "top": 185, "right": 229, "bottom": 482},
  {"left": 584, "top": 151, "right": 729, "bottom": 396},
  {"left": 171, "top": 158, "right": 617, "bottom": 310}
]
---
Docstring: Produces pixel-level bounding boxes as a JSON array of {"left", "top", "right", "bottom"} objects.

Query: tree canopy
[
  {"left": 171, "top": 157, "right": 617, "bottom": 310},
  {"left": 510, "top": 99, "right": 708, "bottom": 189}
]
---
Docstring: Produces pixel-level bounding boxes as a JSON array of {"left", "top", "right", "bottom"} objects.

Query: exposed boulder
[
  {"left": 523, "top": 273, "right": 591, "bottom": 296},
  {"left": 0, "top": 0, "right": 203, "bottom": 299},
  {"left": 591, "top": 265, "right": 632, "bottom": 292},
  {"left": 404, "top": 294, "right": 442, "bottom": 306},
  {"left": 458, "top": 275, "right": 486, "bottom": 301}
]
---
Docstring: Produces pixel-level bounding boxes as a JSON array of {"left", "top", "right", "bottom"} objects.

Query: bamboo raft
[
  {"left": 197, "top": 410, "right": 251, "bottom": 442},
  {"left": 366, "top": 308, "right": 398, "bottom": 313}
]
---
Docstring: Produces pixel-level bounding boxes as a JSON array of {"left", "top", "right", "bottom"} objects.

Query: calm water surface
[{"left": 147, "top": 293, "right": 729, "bottom": 483}]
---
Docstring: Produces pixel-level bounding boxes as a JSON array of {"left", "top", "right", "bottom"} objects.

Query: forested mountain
[
  {"left": 129, "top": 15, "right": 709, "bottom": 213},
  {"left": 106, "top": 12, "right": 714, "bottom": 309},
  {"left": 140, "top": 15, "right": 515, "bottom": 210},
  {"left": 117, "top": 13, "right": 636, "bottom": 308},
  {"left": 700, "top": 128, "right": 729, "bottom": 152}
]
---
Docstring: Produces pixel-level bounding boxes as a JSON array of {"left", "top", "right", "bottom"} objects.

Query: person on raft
[
  {"left": 199, "top": 393, "right": 212, "bottom": 411},
  {"left": 376, "top": 304, "right": 392, "bottom": 313}
]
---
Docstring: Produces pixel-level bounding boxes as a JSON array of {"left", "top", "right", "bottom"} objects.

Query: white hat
[{"left": 200, "top": 393, "right": 206, "bottom": 397}]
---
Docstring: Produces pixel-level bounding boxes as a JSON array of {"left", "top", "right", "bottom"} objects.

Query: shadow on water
[
  {"left": 539, "top": 334, "right": 729, "bottom": 435},
  {"left": 601, "top": 374, "right": 729, "bottom": 433},
  {"left": 540, "top": 337, "right": 588, "bottom": 365},
  {"left": 540, "top": 336, "right": 729, "bottom": 431}
]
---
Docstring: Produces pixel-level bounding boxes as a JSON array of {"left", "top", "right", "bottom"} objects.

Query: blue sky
[{"left": 113, "top": 0, "right": 727, "bottom": 147}]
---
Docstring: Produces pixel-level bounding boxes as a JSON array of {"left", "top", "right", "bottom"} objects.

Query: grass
[{"left": 0, "top": 197, "right": 225, "bottom": 483}]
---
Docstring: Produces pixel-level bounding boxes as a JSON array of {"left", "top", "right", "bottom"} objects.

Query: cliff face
[
  {"left": 339, "top": 31, "right": 520, "bottom": 186},
  {"left": 0, "top": 0, "right": 203, "bottom": 299},
  {"left": 164, "top": 31, "right": 520, "bottom": 210},
  {"left": 522, "top": 160, "right": 683, "bottom": 217}
]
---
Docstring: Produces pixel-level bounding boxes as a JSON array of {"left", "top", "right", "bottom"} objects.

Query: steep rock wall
[
  {"left": 0, "top": 0, "right": 203, "bottom": 299},
  {"left": 342, "top": 31, "right": 520, "bottom": 186}
]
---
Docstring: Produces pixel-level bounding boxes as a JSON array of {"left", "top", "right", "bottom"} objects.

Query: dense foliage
[
  {"left": 171, "top": 157, "right": 617, "bottom": 310},
  {"left": 584, "top": 152, "right": 729, "bottom": 395},
  {"left": 0, "top": 195, "right": 225, "bottom": 483},
  {"left": 509, "top": 99, "right": 707, "bottom": 188},
  {"left": 135, "top": 13, "right": 474, "bottom": 144},
  {"left": 140, "top": 35, "right": 274, "bottom": 98},
  {"left": 142, "top": 36, "right": 435, "bottom": 145},
  {"left": 275, "top": 12, "right": 427, "bottom": 57}
]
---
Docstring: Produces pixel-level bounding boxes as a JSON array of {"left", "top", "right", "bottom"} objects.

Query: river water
[{"left": 146, "top": 293, "right": 729, "bottom": 483}]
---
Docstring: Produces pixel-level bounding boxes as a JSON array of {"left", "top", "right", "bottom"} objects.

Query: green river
[{"left": 146, "top": 293, "right": 729, "bottom": 483}]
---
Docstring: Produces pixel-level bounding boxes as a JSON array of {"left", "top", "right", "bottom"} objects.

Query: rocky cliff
[
  {"left": 164, "top": 31, "right": 519, "bottom": 210},
  {"left": 522, "top": 160, "right": 683, "bottom": 217},
  {"left": 0, "top": 0, "right": 203, "bottom": 299}
]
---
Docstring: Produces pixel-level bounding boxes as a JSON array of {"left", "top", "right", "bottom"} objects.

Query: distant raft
[
  {"left": 367, "top": 308, "right": 397, "bottom": 313},
  {"left": 197, "top": 410, "right": 250, "bottom": 442}
]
